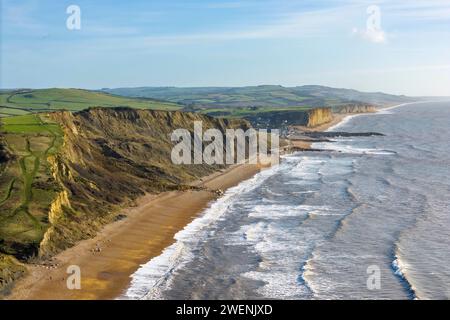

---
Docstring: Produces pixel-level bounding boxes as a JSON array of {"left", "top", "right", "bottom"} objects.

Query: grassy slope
[
  {"left": 198, "top": 105, "right": 312, "bottom": 118},
  {"left": 0, "top": 114, "right": 64, "bottom": 260},
  {"left": 0, "top": 254, "right": 26, "bottom": 295},
  {"left": 0, "top": 88, "right": 182, "bottom": 117},
  {"left": 0, "top": 114, "right": 63, "bottom": 293},
  {"left": 103, "top": 85, "right": 417, "bottom": 128},
  {"left": 105, "top": 86, "right": 314, "bottom": 109},
  {"left": 103, "top": 85, "right": 413, "bottom": 110}
]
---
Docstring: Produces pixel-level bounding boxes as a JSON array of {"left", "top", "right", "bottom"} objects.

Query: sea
[{"left": 121, "top": 101, "right": 450, "bottom": 300}]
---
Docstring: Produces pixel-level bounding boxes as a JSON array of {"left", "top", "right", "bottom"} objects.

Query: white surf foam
[
  {"left": 312, "top": 141, "right": 396, "bottom": 155},
  {"left": 241, "top": 221, "right": 313, "bottom": 299},
  {"left": 392, "top": 252, "right": 418, "bottom": 299},
  {"left": 326, "top": 113, "right": 365, "bottom": 132},
  {"left": 120, "top": 163, "right": 282, "bottom": 300}
]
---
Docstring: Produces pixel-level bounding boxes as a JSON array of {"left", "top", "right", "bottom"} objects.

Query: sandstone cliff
[
  {"left": 0, "top": 108, "right": 250, "bottom": 292},
  {"left": 40, "top": 107, "right": 250, "bottom": 257},
  {"left": 305, "top": 107, "right": 333, "bottom": 127}
]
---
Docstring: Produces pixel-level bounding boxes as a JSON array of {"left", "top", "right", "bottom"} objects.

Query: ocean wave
[
  {"left": 312, "top": 141, "right": 396, "bottom": 155},
  {"left": 301, "top": 254, "right": 320, "bottom": 297},
  {"left": 262, "top": 188, "right": 284, "bottom": 197},
  {"left": 290, "top": 190, "right": 316, "bottom": 195},
  {"left": 391, "top": 252, "right": 417, "bottom": 300},
  {"left": 240, "top": 221, "right": 314, "bottom": 299},
  {"left": 249, "top": 204, "right": 329, "bottom": 219},
  {"left": 120, "top": 165, "right": 279, "bottom": 300},
  {"left": 389, "top": 189, "right": 436, "bottom": 300}
]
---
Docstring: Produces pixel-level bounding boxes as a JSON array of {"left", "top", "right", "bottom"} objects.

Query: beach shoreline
[
  {"left": 288, "top": 102, "right": 416, "bottom": 150},
  {"left": 6, "top": 109, "right": 370, "bottom": 300},
  {"left": 7, "top": 164, "right": 264, "bottom": 300}
]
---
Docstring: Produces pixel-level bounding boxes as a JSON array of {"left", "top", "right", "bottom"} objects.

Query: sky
[{"left": 1, "top": 0, "right": 450, "bottom": 96}]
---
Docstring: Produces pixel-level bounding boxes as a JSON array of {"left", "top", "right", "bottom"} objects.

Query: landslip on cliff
[{"left": 0, "top": 107, "right": 250, "bottom": 294}]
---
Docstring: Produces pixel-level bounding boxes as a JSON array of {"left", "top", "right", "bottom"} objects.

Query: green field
[
  {"left": 104, "top": 85, "right": 314, "bottom": 108},
  {"left": 0, "top": 114, "right": 64, "bottom": 260},
  {"left": 103, "top": 85, "right": 413, "bottom": 110},
  {"left": 198, "top": 105, "right": 312, "bottom": 118},
  {"left": 0, "top": 88, "right": 182, "bottom": 117}
]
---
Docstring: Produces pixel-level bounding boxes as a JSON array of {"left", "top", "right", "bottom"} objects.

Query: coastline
[
  {"left": 289, "top": 102, "right": 417, "bottom": 150},
  {"left": 7, "top": 164, "right": 261, "bottom": 300},
  {"left": 325, "top": 102, "right": 421, "bottom": 132},
  {"left": 6, "top": 111, "right": 361, "bottom": 300},
  {"left": 288, "top": 113, "right": 349, "bottom": 150}
]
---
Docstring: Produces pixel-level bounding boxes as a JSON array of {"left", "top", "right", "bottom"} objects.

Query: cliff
[
  {"left": 305, "top": 107, "right": 333, "bottom": 127},
  {"left": 0, "top": 108, "right": 250, "bottom": 292},
  {"left": 41, "top": 107, "right": 251, "bottom": 257}
]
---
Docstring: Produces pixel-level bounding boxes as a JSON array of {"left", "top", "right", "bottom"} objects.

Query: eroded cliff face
[
  {"left": 0, "top": 138, "right": 26, "bottom": 295},
  {"left": 2, "top": 107, "right": 256, "bottom": 294},
  {"left": 335, "top": 104, "right": 378, "bottom": 114},
  {"left": 38, "top": 107, "right": 251, "bottom": 257},
  {"left": 0, "top": 254, "right": 26, "bottom": 295},
  {"left": 305, "top": 107, "right": 333, "bottom": 127},
  {"left": 0, "top": 107, "right": 251, "bottom": 287}
]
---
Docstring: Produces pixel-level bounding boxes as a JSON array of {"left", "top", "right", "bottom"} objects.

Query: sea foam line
[
  {"left": 391, "top": 251, "right": 418, "bottom": 300},
  {"left": 120, "top": 164, "right": 281, "bottom": 300}
]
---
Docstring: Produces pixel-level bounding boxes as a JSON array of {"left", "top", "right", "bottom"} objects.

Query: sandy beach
[
  {"left": 7, "top": 113, "right": 351, "bottom": 300},
  {"left": 7, "top": 164, "right": 261, "bottom": 300}
]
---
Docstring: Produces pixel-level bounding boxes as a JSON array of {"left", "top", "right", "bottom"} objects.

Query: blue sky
[{"left": 1, "top": 0, "right": 450, "bottom": 96}]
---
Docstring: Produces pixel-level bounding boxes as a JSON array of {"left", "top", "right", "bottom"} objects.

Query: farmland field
[{"left": 0, "top": 88, "right": 182, "bottom": 117}]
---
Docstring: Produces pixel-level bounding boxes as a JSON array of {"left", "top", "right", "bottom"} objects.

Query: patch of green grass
[
  {"left": 200, "top": 105, "right": 312, "bottom": 118},
  {"left": 0, "top": 179, "right": 15, "bottom": 207},
  {"left": 0, "top": 114, "right": 64, "bottom": 261},
  {"left": 1, "top": 114, "right": 63, "bottom": 136},
  {"left": 104, "top": 86, "right": 322, "bottom": 109},
  {"left": 0, "top": 107, "right": 29, "bottom": 117}
]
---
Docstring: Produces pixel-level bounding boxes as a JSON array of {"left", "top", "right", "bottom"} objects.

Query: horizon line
[{"left": 3, "top": 84, "right": 449, "bottom": 98}]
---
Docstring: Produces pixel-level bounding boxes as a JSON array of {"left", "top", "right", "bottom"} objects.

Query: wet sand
[
  {"left": 7, "top": 112, "right": 352, "bottom": 300},
  {"left": 8, "top": 164, "right": 261, "bottom": 300}
]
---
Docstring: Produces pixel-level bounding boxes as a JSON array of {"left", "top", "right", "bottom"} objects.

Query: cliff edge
[{"left": 0, "top": 108, "right": 250, "bottom": 293}]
